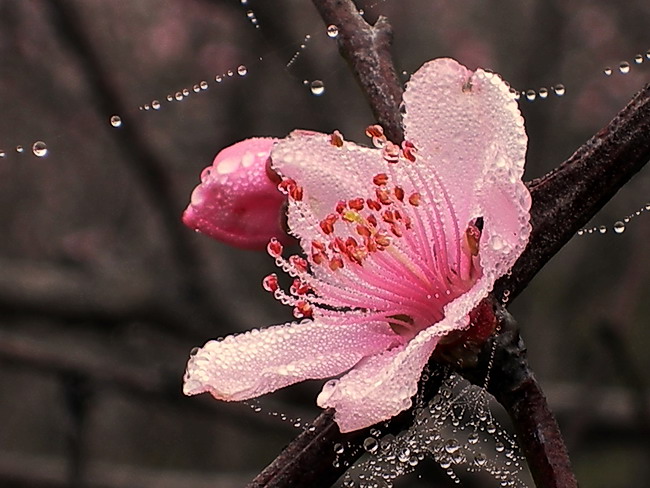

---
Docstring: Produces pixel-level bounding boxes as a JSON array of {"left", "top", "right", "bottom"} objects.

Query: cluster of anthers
[{"left": 261, "top": 125, "right": 482, "bottom": 333}]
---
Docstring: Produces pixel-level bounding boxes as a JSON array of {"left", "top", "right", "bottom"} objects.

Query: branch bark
[{"left": 248, "top": 0, "right": 650, "bottom": 487}]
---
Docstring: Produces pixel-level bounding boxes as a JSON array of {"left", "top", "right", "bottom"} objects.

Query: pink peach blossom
[
  {"left": 183, "top": 137, "right": 288, "bottom": 250},
  {"left": 183, "top": 58, "right": 531, "bottom": 433}
]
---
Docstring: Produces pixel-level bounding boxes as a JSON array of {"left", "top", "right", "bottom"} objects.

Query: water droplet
[
  {"left": 613, "top": 221, "right": 625, "bottom": 234},
  {"left": 468, "top": 432, "right": 479, "bottom": 444},
  {"left": 619, "top": 61, "right": 631, "bottom": 74},
  {"left": 363, "top": 437, "right": 379, "bottom": 454},
  {"left": 182, "top": 88, "right": 190, "bottom": 96},
  {"left": 598, "top": 225, "right": 607, "bottom": 234},
  {"left": 334, "top": 443, "right": 344, "bottom": 454},
  {"left": 327, "top": 24, "right": 339, "bottom": 38},
  {"left": 227, "top": 70, "right": 234, "bottom": 77},
  {"left": 646, "top": 50, "right": 650, "bottom": 60},
  {"left": 486, "top": 423, "right": 496, "bottom": 434},
  {"left": 552, "top": 84, "right": 566, "bottom": 96},
  {"left": 166, "top": 94, "right": 173, "bottom": 102},
  {"left": 444, "top": 438, "right": 460, "bottom": 454},
  {"left": 215, "top": 75, "right": 223, "bottom": 83},
  {"left": 16, "top": 145, "right": 24, "bottom": 153},
  {"left": 538, "top": 87, "right": 548, "bottom": 99},
  {"left": 152, "top": 100, "right": 161, "bottom": 110},
  {"left": 634, "top": 54, "right": 644, "bottom": 64},
  {"left": 175, "top": 91, "right": 183, "bottom": 101},
  {"left": 474, "top": 453, "right": 487, "bottom": 467},
  {"left": 200, "top": 81, "right": 208, "bottom": 90},
  {"left": 495, "top": 441, "right": 505, "bottom": 452},
  {"left": 192, "top": 84, "right": 200, "bottom": 93},
  {"left": 32, "top": 141, "right": 48, "bottom": 157},
  {"left": 603, "top": 67, "right": 612, "bottom": 76},
  {"left": 237, "top": 65, "right": 248, "bottom": 76},
  {"left": 189, "top": 347, "right": 200, "bottom": 356},
  {"left": 525, "top": 89, "right": 536, "bottom": 101},
  {"left": 110, "top": 115, "right": 122, "bottom": 127},
  {"left": 143, "top": 104, "right": 151, "bottom": 110},
  {"left": 0, "top": 150, "right": 5, "bottom": 158},
  {"left": 310, "top": 80, "right": 325, "bottom": 96}
]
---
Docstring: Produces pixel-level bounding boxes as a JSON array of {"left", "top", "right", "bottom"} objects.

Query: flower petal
[
  {"left": 403, "top": 58, "right": 531, "bottom": 277},
  {"left": 184, "top": 318, "right": 398, "bottom": 401},
  {"left": 316, "top": 321, "right": 460, "bottom": 432},
  {"left": 183, "top": 137, "right": 288, "bottom": 250}
]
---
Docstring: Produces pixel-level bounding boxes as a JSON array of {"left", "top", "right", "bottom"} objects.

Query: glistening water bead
[
  {"left": 32, "top": 141, "right": 48, "bottom": 157},
  {"left": 327, "top": 24, "right": 339, "bottom": 38},
  {"left": 310, "top": 80, "right": 325, "bottom": 96},
  {"left": 110, "top": 115, "right": 122, "bottom": 127}
]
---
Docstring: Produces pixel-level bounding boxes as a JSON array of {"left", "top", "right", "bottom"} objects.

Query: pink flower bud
[{"left": 183, "top": 137, "right": 289, "bottom": 250}]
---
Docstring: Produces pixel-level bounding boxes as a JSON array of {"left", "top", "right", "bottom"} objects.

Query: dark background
[{"left": 0, "top": 0, "right": 648, "bottom": 487}]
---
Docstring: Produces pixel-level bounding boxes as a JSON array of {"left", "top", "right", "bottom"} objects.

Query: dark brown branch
[
  {"left": 497, "top": 82, "right": 650, "bottom": 301},
  {"left": 311, "top": 0, "right": 404, "bottom": 143}
]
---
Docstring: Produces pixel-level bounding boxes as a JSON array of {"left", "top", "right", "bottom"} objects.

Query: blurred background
[{"left": 0, "top": 0, "right": 648, "bottom": 487}]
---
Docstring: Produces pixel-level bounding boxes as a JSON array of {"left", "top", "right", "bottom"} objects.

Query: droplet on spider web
[
  {"left": 619, "top": 61, "right": 631, "bottom": 74},
  {"left": 327, "top": 24, "right": 339, "bottom": 38},
  {"left": 552, "top": 84, "right": 566, "bottom": 96},
  {"left": 577, "top": 201, "right": 648, "bottom": 237},
  {"left": 31, "top": 141, "right": 48, "bottom": 157},
  {"left": 16, "top": 145, "right": 24, "bottom": 153},
  {"left": 110, "top": 115, "right": 122, "bottom": 127},
  {"left": 310, "top": 80, "right": 325, "bottom": 96},
  {"left": 237, "top": 64, "right": 248, "bottom": 76},
  {"left": 286, "top": 34, "right": 312, "bottom": 68},
  {"left": 0, "top": 150, "right": 6, "bottom": 159},
  {"left": 340, "top": 373, "right": 528, "bottom": 487}
]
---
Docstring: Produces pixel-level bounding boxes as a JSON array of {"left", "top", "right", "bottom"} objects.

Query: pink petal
[
  {"left": 403, "top": 58, "right": 531, "bottom": 278},
  {"left": 182, "top": 137, "right": 288, "bottom": 250},
  {"left": 316, "top": 320, "right": 463, "bottom": 432},
  {"left": 184, "top": 318, "right": 398, "bottom": 401}
]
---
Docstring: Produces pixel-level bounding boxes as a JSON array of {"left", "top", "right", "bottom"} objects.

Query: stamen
[
  {"left": 408, "top": 192, "right": 421, "bottom": 206},
  {"left": 373, "top": 173, "right": 389, "bottom": 186},
  {"left": 262, "top": 273, "right": 279, "bottom": 292},
  {"left": 330, "top": 130, "right": 344, "bottom": 147},
  {"left": 267, "top": 238, "right": 283, "bottom": 258}
]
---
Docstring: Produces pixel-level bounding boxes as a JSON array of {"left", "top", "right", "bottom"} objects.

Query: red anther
[
  {"left": 382, "top": 141, "right": 400, "bottom": 163},
  {"left": 319, "top": 213, "right": 338, "bottom": 234},
  {"left": 367, "top": 214, "right": 378, "bottom": 227},
  {"left": 262, "top": 273, "right": 279, "bottom": 292},
  {"left": 312, "top": 240, "right": 326, "bottom": 252},
  {"left": 312, "top": 251, "right": 326, "bottom": 265},
  {"left": 390, "top": 223, "right": 403, "bottom": 237},
  {"left": 289, "top": 184, "right": 303, "bottom": 201},
  {"left": 375, "top": 231, "right": 391, "bottom": 248},
  {"left": 329, "top": 255, "right": 344, "bottom": 271},
  {"left": 345, "top": 236, "right": 358, "bottom": 248},
  {"left": 348, "top": 198, "right": 365, "bottom": 211},
  {"left": 408, "top": 192, "right": 421, "bottom": 206},
  {"left": 465, "top": 225, "right": 481, "bottom": 256},
  {"left": 401, "top": 140, "right": 417, "bottom": 162},
  {"left": 394, "top": 210, "right": 403, "bottom": 220},
  {"left": 349, "top": 245, "right": 368, "bottom": 264},
  {"left": 278, "top": 178, "right": 296, "bottom": 195},
  {"left": 267, "top": 237, "right": 283, "bottom": 257},
  {"left": 376, "top": 188, "right": 392, "bottom": 205},
  {"left": 289, "top": 255, "right": 309, "bottom": 272},
  {"left": 330, "top": 130, "right": 344, "bottom": 147},
  {"left": 293, "top": 300, "right": 313, "bottom": 319},
  {"left": 356, "top": 225, "right": 371, "bottom": 237},
  {"left": 367, "top": 199, "right": 382, "bottom": 211},
  {"left": 365, "top": 236, "right": 377, "bottom": 253},
  {"left": 373, "top": 173, "right": 389, "bottom": 186},
  {"left": 335, "top": 200, "right": 347, "bottom": 214},
  {"left": 365, "top": 124, "right": 384, "bottom": 138},
  {"left": 403, "top": 216, "right": 413, "bottom": 230},
  {"left": 290, "top": 278, "right": 310, "bottom": 295},
  {"left": 331, "top": 237, "right": 347, "bottom": 254},
  {"left": 382, "top": 210, "right": 396, "bottom": 224},
  {"left": 394, "top": 186, "right": 405, "bottom": 202}
]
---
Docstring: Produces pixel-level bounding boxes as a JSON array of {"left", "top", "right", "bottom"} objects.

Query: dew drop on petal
[
  {"left": 310, "top": 80, "right": 325, "bottom": 96},
  {"left": 32, "top": 141, "right": 48, "bottom": 157},
  {"left": 327, "top": 24, "right": 339, "bottom": 38},
  {"left": 613, "top": 221, "right": 625, "bottom": 234},
  {"left": 110, "top": 115, "right": 122, "bottom": 127}
]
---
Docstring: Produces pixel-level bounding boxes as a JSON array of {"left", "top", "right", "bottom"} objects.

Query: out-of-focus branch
[
  {"left": 311, "top": 0, "right": 404, "bottom": 143},
  {"left": 249, "top": 1, "right": 650, "bottom": 487},
  {"left": 42, "top": 1, "right": 235, "bottom": 332}
]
